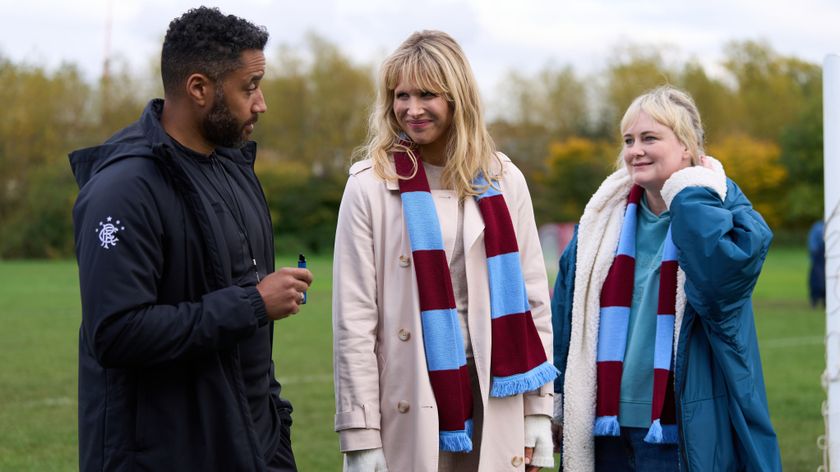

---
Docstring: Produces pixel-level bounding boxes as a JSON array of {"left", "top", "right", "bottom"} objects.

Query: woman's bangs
[{"left": 387, "top": 53, "right": 448, "bottom": 96}]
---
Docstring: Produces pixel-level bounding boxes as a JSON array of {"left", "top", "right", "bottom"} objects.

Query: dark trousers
[
  {"left": 267, "top": 410, "right": 297, "bottom": 471},
  {"left": 594, "top": 427, "right": 679, "bottom": 472}
]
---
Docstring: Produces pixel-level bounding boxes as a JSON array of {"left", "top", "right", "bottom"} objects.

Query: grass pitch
[{"left": 0, "top": 247, "right": 825, "bottom": 470}]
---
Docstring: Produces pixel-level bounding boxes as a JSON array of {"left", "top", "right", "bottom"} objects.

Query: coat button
[
  {"left": 511, "top": 456, "right": 523, "bottom": 467},
  {"left": 399, "top": 255, "right": 411, "bottom": 267},
  {"left": 398, "top": 328, "right": 411, "bottom": 341},
  {"left": 397, "top": 401, "right": 410, "bottom": 413}
]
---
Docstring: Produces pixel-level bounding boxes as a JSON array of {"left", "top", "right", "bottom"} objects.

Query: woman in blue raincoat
[{"left": 551, "top": 86, "right": 781, "bottom": 471}]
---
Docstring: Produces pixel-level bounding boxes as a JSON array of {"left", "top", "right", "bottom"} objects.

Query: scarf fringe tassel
[
  {"left": 593, "top": 415, "right": 620, "bottom": 437},
  {"left": 439, "top": 419, "right": 474, "bottom": 453},
  {"left": 490, "top": 362, "right": 559, "bottom": 398},
  {"left": 644, "top": 419, "right": 679, "bottom": 444}
]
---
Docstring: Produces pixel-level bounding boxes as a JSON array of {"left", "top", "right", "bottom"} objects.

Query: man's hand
[{"left": 256, "top": 267, "right": 313, "bottom": 320}]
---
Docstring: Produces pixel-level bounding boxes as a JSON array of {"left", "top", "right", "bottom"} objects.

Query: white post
[{"left": 824, "top": 54, "right": 840, "bottom": 470}]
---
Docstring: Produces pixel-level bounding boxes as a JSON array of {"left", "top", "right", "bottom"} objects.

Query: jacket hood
[{"left": 69, "top": 100, "right": 168, "bottom": 189}]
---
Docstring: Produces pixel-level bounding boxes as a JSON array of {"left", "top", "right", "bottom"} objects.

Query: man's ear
[{"left": 185, "top": 73, "right": 214, "bottom": 107}]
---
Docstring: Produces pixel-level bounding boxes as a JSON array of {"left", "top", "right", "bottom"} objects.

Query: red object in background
[{"left": 539, "top": 222, "right": 576, "bottom": 296}]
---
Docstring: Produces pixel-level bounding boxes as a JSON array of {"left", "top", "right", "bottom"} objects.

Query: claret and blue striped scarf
[
  {"left": 394, "top": 148, "right": 557, "bottom": 453},
  {"left": 594, "top": 185, "right": 678, "bottom": 444}
]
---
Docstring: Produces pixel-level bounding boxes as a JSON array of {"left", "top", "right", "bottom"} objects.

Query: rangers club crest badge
[{"left": 96, "top": 216, "right": 125, "bottom": 249}]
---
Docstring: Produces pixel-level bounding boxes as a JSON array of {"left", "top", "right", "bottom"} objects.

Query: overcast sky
[{"left": 2, "top": 0, "right": 839, "bottom": 99}]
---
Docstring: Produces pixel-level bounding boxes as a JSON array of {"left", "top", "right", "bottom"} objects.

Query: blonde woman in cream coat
[{"left": 332, "top": 31, "right": 556, "bottom": 472}]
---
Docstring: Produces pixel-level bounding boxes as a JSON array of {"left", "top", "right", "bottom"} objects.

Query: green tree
[
  {"left": 0, "top": 60, "right": 102, "bottom": 257},
  {"left": 718, "top": 41, "right": 822, "bottom": 230},
  {"left": 0, "top": 35, "right": 828, "bottom": 256},
  {"left": 722, "top": 40, "right": 821, "bottom": 141},
  {"left": 256, "top": 33, "right": 374, "bottom": 177},
  {"left": 535, "top": 137, "right": 615, "bottom": 224},
  {"left": 779, "top": 91, "right": 823, "bottom": 227},
  {"left": 490, "top": 65, "right": 589, "bottom": 180},
  {"left": 708, "top": 134, "right": 787, "bottom": 228},
  {"left": 678, "top": 60, "right": 737, "bottom": 144},
  {"left": 98, "top": 57, "right": 149, "bottom": 140},
  {"left": 255, "top": 158, "right": 344, "bottom": 254},
  {"left": 0, "top": 164, "right": 78, "bottom": 258},
  {"left": 253, "top": 34, "right": 373, "bottom": 253},
  {"left": 599, "top": 45, "right": 679, "bottom": 132}
]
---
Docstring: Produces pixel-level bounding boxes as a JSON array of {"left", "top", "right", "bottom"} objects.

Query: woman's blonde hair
[
  {"left": 617, "top": 85, "right": 705, "bottom": 169},
  {"left": 354, "top": 30, "right": 499, "bottom": 198}
]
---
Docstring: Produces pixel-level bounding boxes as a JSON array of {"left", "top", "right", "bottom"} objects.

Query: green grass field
[{"left": 0, "top": 247, "right": 825, "bottom": 470}]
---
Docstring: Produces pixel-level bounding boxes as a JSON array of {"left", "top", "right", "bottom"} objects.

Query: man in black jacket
[{"left": 69, "top": 7, "right": 311, "bottom": 471}]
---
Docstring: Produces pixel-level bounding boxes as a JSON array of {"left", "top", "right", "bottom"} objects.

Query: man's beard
[{"left": 201, "top": 89, "right": 253, "bottom": 149}]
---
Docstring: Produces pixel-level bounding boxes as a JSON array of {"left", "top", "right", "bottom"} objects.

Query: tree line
[{"left": 0, "top": 35, "right": 823, "bottom": 258}]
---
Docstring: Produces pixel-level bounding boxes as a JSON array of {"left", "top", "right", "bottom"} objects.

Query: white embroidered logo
[{"left": 95, "top": 216, "right": 125, "bottom": 249}]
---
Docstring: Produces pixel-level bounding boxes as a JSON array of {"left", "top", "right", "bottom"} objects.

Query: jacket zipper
[{"left": 163, "top": 146, "right": 265, "bottom": 469}]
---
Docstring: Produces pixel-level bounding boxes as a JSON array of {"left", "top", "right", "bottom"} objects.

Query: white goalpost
[{"left": 824, "top": 53, "right": 840, "bottom": 471}]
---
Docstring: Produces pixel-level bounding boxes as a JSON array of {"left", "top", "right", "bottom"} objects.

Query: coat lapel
[{"left": 463, "top": 196, "right": 485, "bottom": 254}]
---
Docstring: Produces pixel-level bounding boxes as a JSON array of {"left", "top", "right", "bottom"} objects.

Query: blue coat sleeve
[
  {"left": 74, "top": 160, "right": 266, "bottom": 368},
  {"left": 551, "top": 227, "right": 578, "bottom": 394},
  {"left": 669, "top": 179, "right": 772, "bottom": 321}
]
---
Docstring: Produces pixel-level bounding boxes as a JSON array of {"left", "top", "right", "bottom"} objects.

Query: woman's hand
[
  {"left": 524, "top": 415, "right": 554, "bottom": 470},
  {"left": 344, "top": 448, "right": 388, "bottom": 472},
  {"left": 524, "top": 446, "right": 540, "bottom": 471}
]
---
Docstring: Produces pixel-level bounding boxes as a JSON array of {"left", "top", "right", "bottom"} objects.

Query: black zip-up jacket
[{"left": 70, "top": 100, "right": 291, "bottom": 471}]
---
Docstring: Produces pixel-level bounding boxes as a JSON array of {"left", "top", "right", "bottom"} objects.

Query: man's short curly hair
[{"left": 161, "top": 6, "right": 269, "bottom": 95}]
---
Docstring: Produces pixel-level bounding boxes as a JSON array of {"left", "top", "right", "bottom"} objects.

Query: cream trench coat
[{"left": 332, "top": 154, "right": 554, "bottom": 472}]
